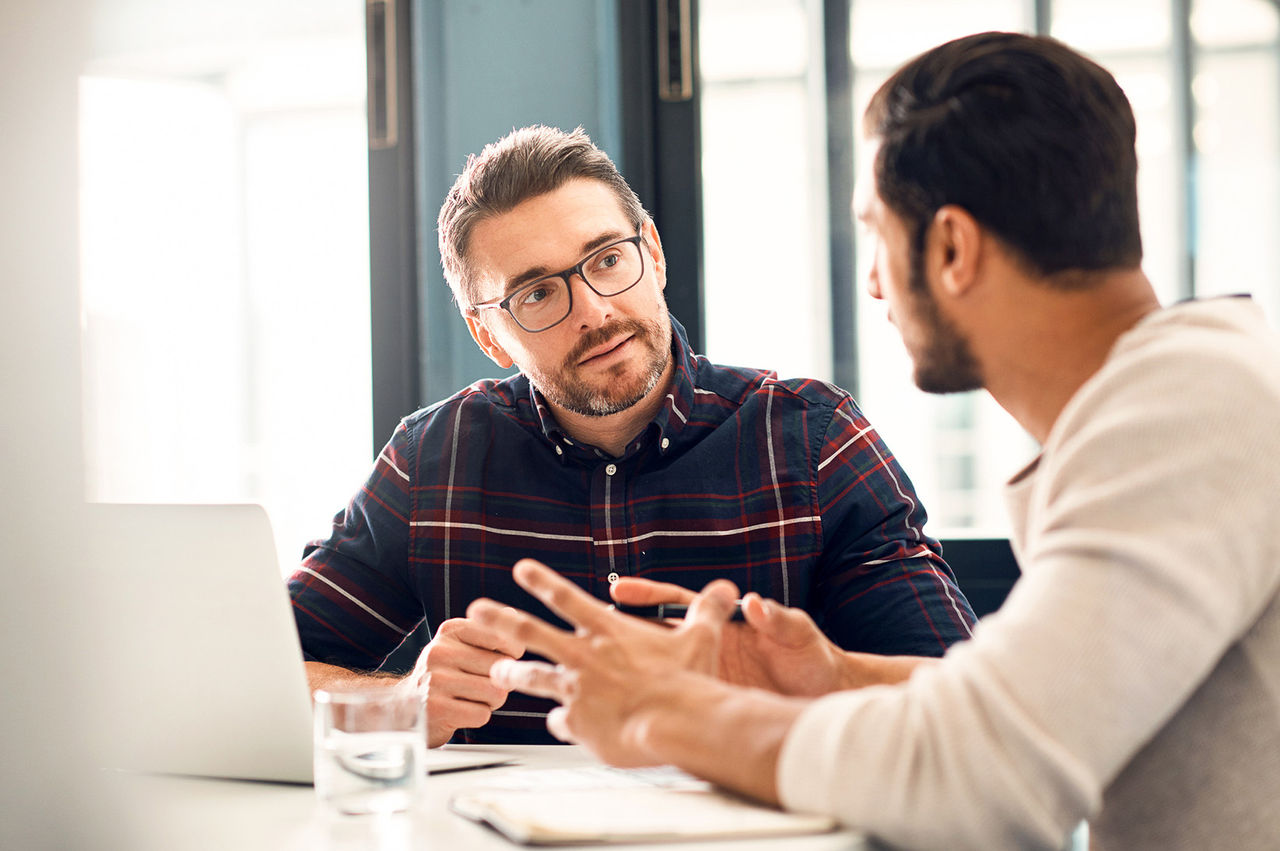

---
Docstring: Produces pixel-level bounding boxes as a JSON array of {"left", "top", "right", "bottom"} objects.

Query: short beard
[
  {"left": 907, "top": 238, "right": 983, "bottom": 394},
  {"left": 538, "top": 315, "right": 672, "bottom": 417}
]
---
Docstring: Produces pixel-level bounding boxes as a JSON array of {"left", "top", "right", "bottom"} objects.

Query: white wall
[{"left": 0, "top": 2, "right": 129, "bottom": 846}]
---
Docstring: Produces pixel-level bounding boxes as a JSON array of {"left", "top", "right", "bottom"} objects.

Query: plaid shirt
[{"left": 290, "top": 318, "right": 975, "bottom": 743}]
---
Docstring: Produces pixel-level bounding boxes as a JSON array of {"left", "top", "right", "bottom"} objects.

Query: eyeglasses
[{"left": 469, "top": 234, "right": 646, "bottom": 333}]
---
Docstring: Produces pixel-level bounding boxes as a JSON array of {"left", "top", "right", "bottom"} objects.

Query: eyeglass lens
[{"left": 509, "top": 239, "right": 643, "bottom": 331}]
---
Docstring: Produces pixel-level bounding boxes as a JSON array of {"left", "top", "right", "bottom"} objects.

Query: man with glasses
[{"left": 289, "top": 125, "right": 975, "bottom": 746}]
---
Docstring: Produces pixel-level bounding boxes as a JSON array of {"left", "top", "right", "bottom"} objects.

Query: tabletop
[{"left": 99, "top": 744, "right": 873, "bottom": 851}]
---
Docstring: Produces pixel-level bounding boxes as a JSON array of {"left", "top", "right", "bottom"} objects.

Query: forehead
[{"left": 468, "top": 178, "right": 631, "bottom": 288}]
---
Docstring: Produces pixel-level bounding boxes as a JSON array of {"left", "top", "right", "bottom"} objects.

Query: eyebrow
[{"left": 504, "top": 230, "right": 630, "bottom": 294}]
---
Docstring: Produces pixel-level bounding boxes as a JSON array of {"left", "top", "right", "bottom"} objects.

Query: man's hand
[
  {"left": 466, "top": 559, "right": 739, "bottom": 766},
  {"left": 610, "top": 577, "right": 849, "bottom": 696},
  {"left": 396, "top": 617, "right": 525, "bottom": 747},
  {"left": 611, "top": 577, "right": 931, "bottom": 693}
]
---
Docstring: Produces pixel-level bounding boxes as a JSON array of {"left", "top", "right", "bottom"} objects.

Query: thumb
[
  {"left": 684, "top": 579, "right": 739, "bottom": 627},
  {"left": 741, "top": 592, "right": 821, "bottom": 648}
]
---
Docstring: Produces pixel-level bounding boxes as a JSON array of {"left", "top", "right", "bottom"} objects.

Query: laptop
[{"left": 87, "top": 503, "right": 510, "bottom": 784}]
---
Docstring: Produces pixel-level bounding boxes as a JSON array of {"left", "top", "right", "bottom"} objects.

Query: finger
[
  {"left": 512, "top": 559, "right": 615, "bottom": 633},
  {"left": 546, "top": 706, "right": 575, "bottom": 744},
  {"left": 425, "top": 666, "right": 510, "bottom": 708},
  {"left": 740, "top": 592, "right": 770, "bottom": 629},
  {"left": 446, "top": 643, "right": 522, "bottom": 679},
  {"left": 490, "top": 658, "right": 570, "bottom": 701},
  {"left": 428, "top": 695, "right": 497, "bottom": 744},
  {"left": 609, "top": 577, "right": 697, "bottom": 607},
  {"left": 467, "top": 597, "right": 582, "bottom": 664},
  {"left": 440, "top": 616, "right": 526, "bottom": 660},
  {"left": 683, "top": 578, "right": 740, "bottom": 628}
]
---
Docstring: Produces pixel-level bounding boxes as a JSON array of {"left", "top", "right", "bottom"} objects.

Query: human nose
[
  {"left": 864, "top": 243, "right": 884, "bottom": 300},
  {"left": 568, "top": 272, "right": 613, "bottom": 329}
]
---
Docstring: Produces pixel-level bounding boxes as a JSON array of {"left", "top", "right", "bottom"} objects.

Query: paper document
[{"left": 449, "top": 765, "right": 837, "bottom": 845}]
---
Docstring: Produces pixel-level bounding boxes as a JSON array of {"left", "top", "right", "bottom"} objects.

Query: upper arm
[
  {"left": 811, "top": 397, "right": 976, "bottom": 654},
  {"left": 288, "top": 420, "right": 423, "bottom": 669}
]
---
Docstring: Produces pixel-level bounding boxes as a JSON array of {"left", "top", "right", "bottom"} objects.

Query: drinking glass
[{"left": 313, "top": 687, "right": 426, "bottom": 815}]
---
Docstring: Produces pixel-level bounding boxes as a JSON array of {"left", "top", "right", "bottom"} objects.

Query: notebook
[
  {"left": 449, "top": 764, "right": 839, "bottom": 845},
  {"left": 86, "top": 503, "right": 510, "bottom": 784}
]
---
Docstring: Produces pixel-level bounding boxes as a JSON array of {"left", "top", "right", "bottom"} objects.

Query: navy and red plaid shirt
[{"left": 290, "top": 317, "right": 975, "bottom": 743}]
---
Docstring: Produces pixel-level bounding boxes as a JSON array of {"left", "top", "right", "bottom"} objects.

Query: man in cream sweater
[{"left": 467, "top": 31, "right": 1280, "bottom": 850}]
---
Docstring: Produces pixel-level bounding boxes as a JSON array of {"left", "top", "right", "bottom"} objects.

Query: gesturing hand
[
  {"left": 610, "top": 576, "right": 850, "bottom": 696},
  {"left": 396, "top": 617, "right": 525, "bottom": 747},
  {"left": 466, "top": 559, "right": 740, "bottom": 766}
]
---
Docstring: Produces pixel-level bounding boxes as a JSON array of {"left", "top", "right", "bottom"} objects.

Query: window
[
  {"left": 78, "top": 1, "right": 372, "bottom": 575},
  {"left": 699, "top": 0, "right": 832, "bottom": 380},
  {"left": 700, "top": 0, "right": 1280, "bottom": 536}
]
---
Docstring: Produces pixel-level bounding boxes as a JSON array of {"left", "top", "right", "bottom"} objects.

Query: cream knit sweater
[{"left": 777, "top": 297, "right": 1280, "bottom": 850}]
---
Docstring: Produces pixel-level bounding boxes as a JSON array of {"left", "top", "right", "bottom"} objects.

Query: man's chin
[
  {"left": 913, "top": 365, "right": 983, "bottom": 395},
  {"left": 564, "top": 382, "right": 651, "bottom": 417}
]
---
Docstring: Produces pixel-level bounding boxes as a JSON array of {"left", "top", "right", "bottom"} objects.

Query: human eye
[
  {"left": 586, "top": 245, "right": 627, "bottom": 276},
  {"left": 517, "top": 278, "right": 560, "bottom": 308}
]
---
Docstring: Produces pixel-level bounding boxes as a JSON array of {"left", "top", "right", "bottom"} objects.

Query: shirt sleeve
[
  {"left": 812, "top": 396, "right": 976, "bottom": 656},
  {"left": 287, "top": 420, "right": 424, "bottom": 669},
  {"left": 777, "top": 340, "right": 1280, "bottom": 849}
]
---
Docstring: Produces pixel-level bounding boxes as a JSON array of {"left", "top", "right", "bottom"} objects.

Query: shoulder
[
  {"left": 690, "top": 355, "right": 853, "bottom": 414},
  {"left": 1065, "top": 298, "right": 1280, "bottom": 439},
  {"left": 398, "top": 375, "right": 531, "bottom": 436}
]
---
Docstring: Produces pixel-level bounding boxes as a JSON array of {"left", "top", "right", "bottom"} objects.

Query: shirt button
[
  {"left": 605, "top": 463, "right": 617, "bottom": 476},
  {"left": 607, "top": 572, "right": 620, "bottom": 584},
  {"left": 660, "top": 438, "right": 670, "bottom": 450},
  {"left": 554, "top": 445, "right": 563, "bottom": 456}
]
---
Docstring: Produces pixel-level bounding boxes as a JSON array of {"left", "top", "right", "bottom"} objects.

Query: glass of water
[{"left": 313, "top": 687, "right": 426, "bottom": 815}]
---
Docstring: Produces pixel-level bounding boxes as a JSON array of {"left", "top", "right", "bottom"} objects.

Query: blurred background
[
  {"left": 9, "top": 0, "right": 1277, "bottom": 845},
  {"left": 71, "top": 0, "right": 1280, "bottom": 568}
]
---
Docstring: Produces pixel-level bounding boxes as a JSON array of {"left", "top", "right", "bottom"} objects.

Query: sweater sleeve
[{"left": 777, "top": 333, "right": 1280, "bottom": 849}]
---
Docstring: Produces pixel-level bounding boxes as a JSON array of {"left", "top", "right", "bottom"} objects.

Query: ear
[
  {"left": 930, "top": 205, "right": 982, "bottom": 298},
  {"left": 464, "top": 312, "right": 516, "bottom": 369},
  {"left": 641, "top": 218, "right": 667, "bottom": 291}
]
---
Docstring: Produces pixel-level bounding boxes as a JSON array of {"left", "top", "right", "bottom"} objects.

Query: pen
[{"left": 611, "top": 601, "right": 746, "bottom": 622}]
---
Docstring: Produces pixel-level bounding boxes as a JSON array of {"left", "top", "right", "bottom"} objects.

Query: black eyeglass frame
[{"left": 468, "top": 233, "right": 647, "bottom": 333}]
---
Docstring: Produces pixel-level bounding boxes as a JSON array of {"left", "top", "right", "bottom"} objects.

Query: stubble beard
[
  {"left": 907, "top": 250, "right": 984, "bottom": 395},
  {"left": 535, "top": 314, "right": 673, "bottom": 417}
]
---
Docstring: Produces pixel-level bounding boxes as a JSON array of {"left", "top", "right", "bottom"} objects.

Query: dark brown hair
[
  {"left": 437, "top": 125, "right": 647, "bottom": 305},
  {"left": 865, "top": 32, "right": 1142, "bottom": 284}
]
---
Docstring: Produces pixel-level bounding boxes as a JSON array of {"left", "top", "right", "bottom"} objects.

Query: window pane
[
  {"left": 79, "top": 2, "right": 371, "bottom": 575},
  {"left": 1192, "top": 47, "right": 1280, "bottom": 323},
  {"left": 1052, "top": 0, "right": 1171, "bottom": 52},
  {"left": 1191, "top": 0, "right": 1279, "bottom": 47},
  {"left": 700, "top": 0, "right": 832, "bottom": 380},
  {"left": 851, "top": 0, "right": 1024, "bottom": 69}
]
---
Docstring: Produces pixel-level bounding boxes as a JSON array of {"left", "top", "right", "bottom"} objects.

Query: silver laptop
[
  {"left": 86, "top": 503, "right": 513, "bottom": 784},
  {"left": 88, "top": 503, "right": 315, "bottom": 784}
]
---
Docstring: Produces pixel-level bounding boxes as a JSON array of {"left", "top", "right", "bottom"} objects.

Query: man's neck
[
  {"left": 547, "top": 358, "right": 676, "bottom": 457},
  {"left": 978, "top": 268, "right": 1161, "bottom": 444}
]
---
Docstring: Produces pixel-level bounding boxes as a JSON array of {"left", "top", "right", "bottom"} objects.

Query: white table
[{"left": 101, "top": 745, "right": 872, "bottom": 850}]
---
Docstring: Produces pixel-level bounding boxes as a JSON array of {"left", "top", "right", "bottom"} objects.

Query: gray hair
[{"left": 437, "top": 125, "right": 648, "bottom": 307}]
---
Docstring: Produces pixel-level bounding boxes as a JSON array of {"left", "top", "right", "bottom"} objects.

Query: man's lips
[{"left": 577, "top": 334, "right": 634, "bottom": 366}]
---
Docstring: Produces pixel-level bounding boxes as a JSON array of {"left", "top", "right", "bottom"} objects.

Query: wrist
[{"left": 635, "top": 672, "right": 805, "bottom": 805}]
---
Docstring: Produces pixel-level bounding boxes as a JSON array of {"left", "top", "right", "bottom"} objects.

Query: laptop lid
[{"left": 88, "top": 503, "right": 314, "bottom": 784}]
